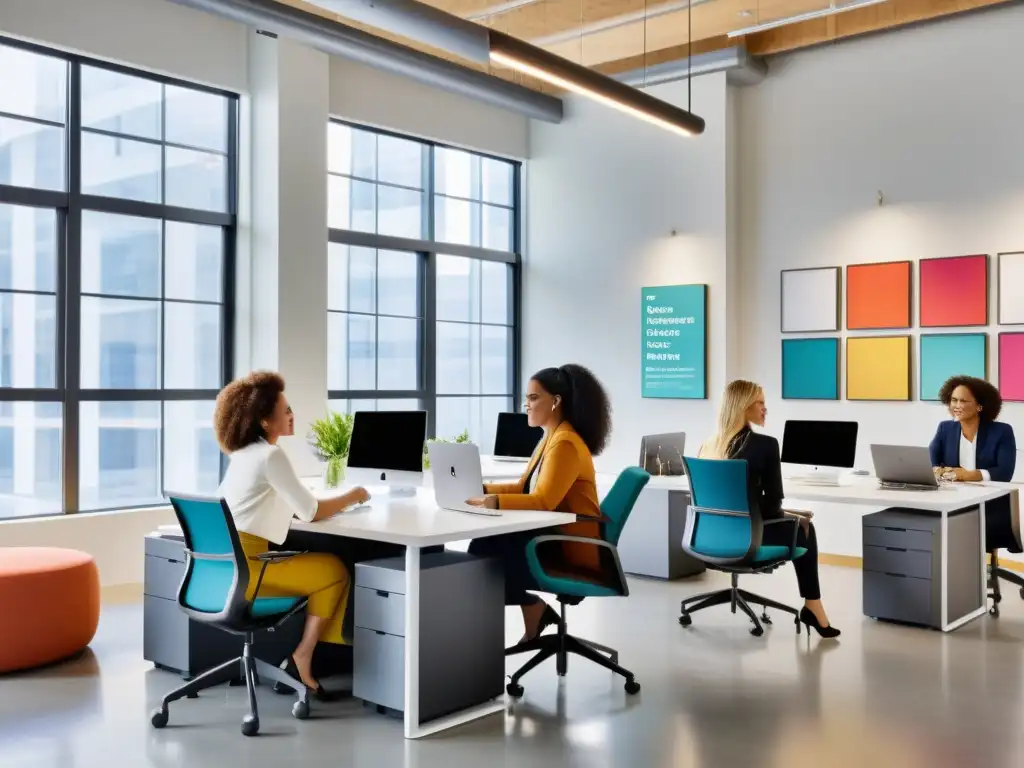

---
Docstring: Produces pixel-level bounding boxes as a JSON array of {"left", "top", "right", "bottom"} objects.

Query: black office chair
[
  {"left": 150, "top": 495, "right": 311, "bottom": 736},
  {"left": 987, "top": 493, "right": 1023, "bottom": 618}
]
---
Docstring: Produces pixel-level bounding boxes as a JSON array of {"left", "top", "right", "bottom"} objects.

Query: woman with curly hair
[
  {"left": 214, "top": 371, "right": 369, "bottom": 698},
  {"left": 465, "top": 364, "right": 612, "bottom": 642},
  {"left": 929, "top": 375, "right": 1018, "bottom": 552}
]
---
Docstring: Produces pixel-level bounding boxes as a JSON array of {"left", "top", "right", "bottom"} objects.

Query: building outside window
[
  {"left": 0, "top": 38, "right": 236, "bottom": 518},
  {"left": 327, "top": 122, "right": 520, "bottom": 452}
]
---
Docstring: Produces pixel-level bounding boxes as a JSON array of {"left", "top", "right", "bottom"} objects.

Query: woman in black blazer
[{"left": 701, "top": 380, "right": 839, "bottom": 638}]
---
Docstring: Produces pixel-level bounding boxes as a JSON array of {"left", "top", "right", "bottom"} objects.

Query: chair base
[
  {"left": 150, "top": 633, "right": 310, "bottom": 736},
  {"left": 504, "top": 601, "right": 640, "bottom": 697},
  {"left": 679, "top": 573, "right": 800, "bottom": 637},
  {"left": 987, "top": 551, "right": 1024, "bottom": 618}
]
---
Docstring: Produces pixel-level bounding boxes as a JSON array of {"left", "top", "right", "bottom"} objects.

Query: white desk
[
  {"left": 628, "top": 473, "right": 1013, "bottom": 632},
  {"left": 293, "top": 487, "right": 573, "bottom": 738},
  {"left": 784, "top": 478, "right": 1014, "bottom": 632}
]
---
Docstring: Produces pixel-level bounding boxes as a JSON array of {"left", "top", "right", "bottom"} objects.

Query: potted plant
[
  {"left": 423, "top": 429, "right": 471, "bottom": 469},
  {"left": 309, "top": 410, "right": 354, "bottom": 489}
]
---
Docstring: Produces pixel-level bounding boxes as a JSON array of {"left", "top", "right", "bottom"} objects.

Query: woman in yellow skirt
[{"left": 214, "top": 371, "right": 369, "bottom": 698}]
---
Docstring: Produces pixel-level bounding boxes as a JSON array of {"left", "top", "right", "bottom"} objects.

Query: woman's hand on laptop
[{"left": 466, "top": 495, "right": 498, "bottom": 509}]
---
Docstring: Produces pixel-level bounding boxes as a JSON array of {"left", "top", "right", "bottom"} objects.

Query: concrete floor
[{"left": 3, "top": 565, "right": 1024, "bottom": 768}]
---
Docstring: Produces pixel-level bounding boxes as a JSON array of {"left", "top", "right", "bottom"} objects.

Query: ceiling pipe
[
  {"left": 310, "top": 0, "right": 705, "bottom": 136},
  {"left": 166, "top": 0, "right": 563, "bottom": 122}
]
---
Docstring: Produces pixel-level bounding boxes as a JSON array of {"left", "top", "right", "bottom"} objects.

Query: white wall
[
  {"left": 1, "top": 0, "right": 249, "bottom": 92},
  {"left": 525, "top": 73, "right": 737, "bottom": 470},
  {"left": 330, "top": 58, "right": 529, "bottom": 159},
  {"left": 737, "top": 4, "right": 1024, "bottom": 560}
]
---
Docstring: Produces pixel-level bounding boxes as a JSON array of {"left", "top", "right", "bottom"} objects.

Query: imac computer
[
  {"left": 639, "top": 432, "right": 687, "bottom": 476},
  {"left": 781, "top": 420, "right": 859, "bottom": 486},
  {"left": 345, "top": 410, "right": 427, "bottom": 496},
  {"left": 492, "top": 412, "right": 543, "bottom": 463}
]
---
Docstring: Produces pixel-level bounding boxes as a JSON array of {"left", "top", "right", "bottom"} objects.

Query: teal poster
[{"left": 641, "top": 284, "right": 707, "bottom": 399}]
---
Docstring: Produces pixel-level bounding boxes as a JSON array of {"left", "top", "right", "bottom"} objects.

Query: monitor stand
[{"left": 787, "top": 466, "right": 842, "bottom": 486}]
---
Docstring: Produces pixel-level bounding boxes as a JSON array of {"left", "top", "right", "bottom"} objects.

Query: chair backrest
[
  {"left": 681, "top": 456, "right": 752, "bottom": 556},
  {"left": 167, "top": 494, "right": 250, "bottom": 626},
  {"left": 600, "top": 466, "right": 651, "bottom": 545}
]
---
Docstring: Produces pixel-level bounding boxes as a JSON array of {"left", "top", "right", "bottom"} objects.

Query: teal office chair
[
  {"left": 679, "top": 457, "right": 806, "bottom": 637},
  {"left": 150, "top": 495, "right": 312, "bottom": 737},
  {"left": 505, "top": 466, "right": 650, "bottom": 697}
]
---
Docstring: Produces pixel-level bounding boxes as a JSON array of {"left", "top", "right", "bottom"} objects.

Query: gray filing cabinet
[
  {"left": 862, "top": 508, "right": 982, "bottom": 629},
  {"left": 353, "top": 551, "right": 504, "bottom": 723},
  {"left": 144, "top": 534, "right": 304, "bottom": 677}
]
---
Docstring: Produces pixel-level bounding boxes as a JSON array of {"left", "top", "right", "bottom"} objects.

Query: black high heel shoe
[
  {"left": 799, "top": 607, "right": 841, "bottom": 639},
  {"left": 273, "top": 655, "right": 342, "bottom": 702}
]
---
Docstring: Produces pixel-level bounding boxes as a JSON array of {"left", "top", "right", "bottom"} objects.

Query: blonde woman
[{"left": 700, "top": 380, "right": 839, "bottom": 638}]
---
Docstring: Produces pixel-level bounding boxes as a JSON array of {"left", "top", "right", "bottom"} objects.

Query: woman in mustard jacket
[{"left": 466, "top": 364, "right": 611, "bottom": 643}]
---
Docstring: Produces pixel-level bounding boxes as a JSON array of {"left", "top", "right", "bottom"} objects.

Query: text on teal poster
[{"left": 641, "top": 284, "right": 707, "bottom": 399}]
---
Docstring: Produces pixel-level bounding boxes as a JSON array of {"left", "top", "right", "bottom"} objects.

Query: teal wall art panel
[
  {"left": 919, "top": 333, "right": 988, "bottom": 401},
  {"left": 781, "top": 338, "right": 840, "bottom": 400}
]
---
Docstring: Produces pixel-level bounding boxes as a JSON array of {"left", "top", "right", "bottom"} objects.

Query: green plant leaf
[{"left": 308, "top": 410, "right": 354, "bottom": 461}]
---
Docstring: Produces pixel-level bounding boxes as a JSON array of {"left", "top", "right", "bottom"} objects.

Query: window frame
[
  {"left": 0, "top": 34, "right": 237, "bottom": 517},
  {"left": 327, "top": 119, "right": 522, "bottom": 441}
]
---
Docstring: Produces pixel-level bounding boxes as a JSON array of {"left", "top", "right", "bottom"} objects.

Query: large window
[
  {"left": 0, "top": 38, "right": 236, "bottom": 517},
  {"left": 327, "top": 123, "right": 519, "bottom": 451}
]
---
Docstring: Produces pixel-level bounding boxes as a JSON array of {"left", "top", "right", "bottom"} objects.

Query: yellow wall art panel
[{"left": 846, "top": 336, "right": 912, "bottom": 401}]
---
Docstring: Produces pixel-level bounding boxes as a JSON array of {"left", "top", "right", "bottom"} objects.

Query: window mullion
[{"left": 63, "top": 60, "right": 83, "bottom": 514}]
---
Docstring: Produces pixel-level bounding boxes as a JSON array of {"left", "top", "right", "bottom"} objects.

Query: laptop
[
  {"left": 427, "top": 442, "right": 500, "bottom": 516},
  {"left": 870, "top": 444, "right": 940, "bottom": 491}
]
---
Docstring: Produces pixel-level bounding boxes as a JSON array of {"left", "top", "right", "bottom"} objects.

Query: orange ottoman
[{"left": 0, "top": 548, "right": 100, "bottom": 673}]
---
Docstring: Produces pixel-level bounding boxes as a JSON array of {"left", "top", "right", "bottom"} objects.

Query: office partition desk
[
  {"left": 607, "top": 473, "right": 1015, "bottom": 632},
  {"left": 291, "top": 488, "right": 573, "bottom": 738}
]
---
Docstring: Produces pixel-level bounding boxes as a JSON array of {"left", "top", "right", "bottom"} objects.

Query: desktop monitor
[
  {"left": 639, "top": 432, "right": 687, "bottom": 476},
  {"left": 346, "top": 410, "right": 427, "bottom": 493},
  {"left": 781, "top": 420, "right": 859, "bottom": 481},
  {"left": 493, "top": 412, "right": 543, "bottom": 460}
]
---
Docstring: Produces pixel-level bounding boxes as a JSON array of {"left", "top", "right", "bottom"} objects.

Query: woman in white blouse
[{"left": 215, "top": 371, "right": 368, "bottom": 698}]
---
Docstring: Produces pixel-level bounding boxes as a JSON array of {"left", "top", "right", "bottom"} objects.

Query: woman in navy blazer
[{"left": 929, "top": 376, "right": 1018, "bottom": 552}]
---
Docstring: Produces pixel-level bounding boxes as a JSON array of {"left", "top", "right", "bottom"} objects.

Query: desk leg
[
  {"left": 939, "top": 501, "right": 988, "bottom": 633},
  {"left": 402, "top": 545, "right": 504, "bottom": 739}
]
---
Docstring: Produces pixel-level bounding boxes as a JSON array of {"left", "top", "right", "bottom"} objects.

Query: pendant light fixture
[{"left": 309, "top": 0, "right": 705, "bottom": 137}]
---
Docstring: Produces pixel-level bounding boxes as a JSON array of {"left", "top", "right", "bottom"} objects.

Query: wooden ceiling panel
[{"left": 277, "top": 0, "right": 1017, "bottom": 99}]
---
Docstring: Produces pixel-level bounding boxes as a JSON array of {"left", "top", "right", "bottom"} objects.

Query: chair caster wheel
[
  {"left": 1019, "top": 587, "right": 1024, "bottom": 600},
  {"left": 761, "top": 614, "right": 773, "bottom": 625},
  {"left": 186, "top": 692, "right": 199, "bottom": 699},
  {"left": 229, "top": 677, "right": 245, "bottom": 687},
  {"left": 678, "top": 613, "right": 692, "bottom": 627},
  {"left": 506, "top": 682, "right": 524, "bottom": 698},
  {"left": 624, "top": 679, "right": 641, "bottom": 695},
  {"left": 292, "top": 700, "right": 310, "bottom": 720},
  {"left": 990, "top": 605, "right": 1000, "bottom": 618},
  {"left": 150, "top": 708, "right": 168, "bottom": 729},
  {"left": 241, "top": 715, "right": 260, "bottom": 737},
  {"left": 750, "top": 626, "right": 764, "bottom": 637},
  {"left": 993, "top": 593, "right": 1003, "bottom": 604}
]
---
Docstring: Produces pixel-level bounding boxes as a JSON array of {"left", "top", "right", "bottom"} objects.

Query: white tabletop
[
  {"left": 597, "top": 471, "right": 1016, "bottom": 513},
  {"left": 291, "top": 487, "right": 574, "bottom": 547}
]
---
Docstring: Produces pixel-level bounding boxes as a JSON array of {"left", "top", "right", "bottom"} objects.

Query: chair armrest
[
  {"left": 762, "top": 517, "right": 800, "bottom": 559},
  {"left": 248, "top": 550, "right": 306, "bottom": 562},
  {"left": 249, "top": 551, "right": 306, "bottom": 600},
  {"left": 525, "top": 535, "right": 628, "bottom": 597},
  {"left": 682, "top": 505, "right": 763, "bottom": 567}
]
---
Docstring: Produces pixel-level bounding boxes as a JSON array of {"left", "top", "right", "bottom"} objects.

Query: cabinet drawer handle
[
  {"left": 167, "top": 558, "right": 182, "bottom": 564},
  {"left": 885, "top": 572, "right": 906, "bottom": 578},
  {"left": 376, "top": 590, "right": 389, "bottom": 598},
  {"left": 885, "top": 547, "right": 907, "bottom": 553},
  {"left": 884, "top": 527, "right": 906, "bottom": 533},
  {"left": 376, "top": 630, "right": 386, "bottom": 636}
]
